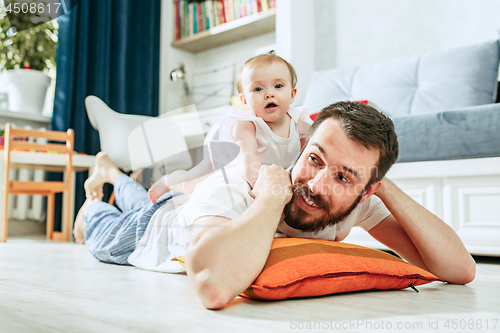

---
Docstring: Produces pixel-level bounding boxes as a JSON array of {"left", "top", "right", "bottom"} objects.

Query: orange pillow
[
  {"left": 240, "top": 238, "right": 443, "bottom": 300},
  {"left": 172, "top": 238, "right": 443, "bottom": 301}
]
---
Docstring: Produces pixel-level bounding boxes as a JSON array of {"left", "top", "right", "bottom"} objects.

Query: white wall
[
  {"left": 194, "top": 32, "right": 275, "bottom": 76},
  {"left": 315, "top": 0, "right": 500, "bottom": 70},
  {"left": 314, "top": 0, "right": 336, "bottom": 71},
  {"left": 276, "top": 0, "right": 314, "bottom": 106},
  {"left": 159, "top": 0, "right": 195, "bottom": 115}
]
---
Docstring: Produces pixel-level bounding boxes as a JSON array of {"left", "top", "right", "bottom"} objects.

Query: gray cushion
[
  {"left": 303, "top": 40, "right": 500, "bottom": 117},
  {"left": 394, "top": 103, "right": 500, "bottom": 162}
]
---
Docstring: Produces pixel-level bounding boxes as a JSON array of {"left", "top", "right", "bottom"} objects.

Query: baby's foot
[
  {"left": 148, "top": 176, "right": 170, "bottom": 203},
  {"left": 148, "top": 188, "right": 168, "bottom": 204},
  {"left": 73, "top": 198, "right": 100, "bottom": 244},
  {"left": 84, "top": 152, "right": 122, "bottom": 199},
  {"left": 149, "top": 178, "right": 171, "bottom": 203}
]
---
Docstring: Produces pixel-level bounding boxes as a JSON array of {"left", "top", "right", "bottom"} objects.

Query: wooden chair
[{"left": 1, "top": 123, "right": 74, "bottom": 242}]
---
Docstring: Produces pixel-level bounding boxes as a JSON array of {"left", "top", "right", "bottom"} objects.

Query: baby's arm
[
  {"left": 169, "top": 158, "right": 213, "bottom": 193},
  {"left": 234, "top": 121, "right": 261, "bottom": 188}
]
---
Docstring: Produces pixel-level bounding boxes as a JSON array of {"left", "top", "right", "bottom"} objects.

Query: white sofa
[{"left": 302, "top": 40, "right": 500, "bottom": 256}]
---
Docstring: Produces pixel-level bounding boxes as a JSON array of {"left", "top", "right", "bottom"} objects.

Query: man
[{"left": 75, "top": 102, "right": 475, "bottom": 309}]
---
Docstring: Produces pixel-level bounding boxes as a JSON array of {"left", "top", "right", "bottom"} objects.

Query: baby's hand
[{"left": 148, "top": 177, "right": 170, "bottom": 203}]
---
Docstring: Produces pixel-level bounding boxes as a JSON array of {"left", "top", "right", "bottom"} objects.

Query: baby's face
[{"left": 240, "top": 62, "right": 297, "bottom": 124}]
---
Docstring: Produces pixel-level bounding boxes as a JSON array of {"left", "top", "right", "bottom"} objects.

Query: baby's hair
[{"left": 236, "top": 53, "right": 297, "bottom": 93}]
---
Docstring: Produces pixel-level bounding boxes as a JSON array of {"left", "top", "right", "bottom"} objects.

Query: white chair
[
  {"left": 85, "top": 95, "right": 193, "bottom": 177},
  {"left": 202, "top": 122, "right": 219, "bottom": 161}
]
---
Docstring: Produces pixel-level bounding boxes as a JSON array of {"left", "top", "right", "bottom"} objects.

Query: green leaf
[{"left": 0, "top": 1, "right": 58, "bottom": 72}]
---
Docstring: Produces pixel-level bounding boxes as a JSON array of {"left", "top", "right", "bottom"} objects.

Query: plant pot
[{"left": 3, "top": 69, "right": 51, "bottom": 115}]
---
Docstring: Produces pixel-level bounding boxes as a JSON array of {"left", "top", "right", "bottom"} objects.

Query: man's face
[{"left": 287, "top": 118, "right": 382, "bottom": 232}]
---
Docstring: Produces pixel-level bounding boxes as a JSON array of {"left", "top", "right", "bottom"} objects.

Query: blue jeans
[{"left": 84, "top": 175, "right": 182, "bottom": 265}]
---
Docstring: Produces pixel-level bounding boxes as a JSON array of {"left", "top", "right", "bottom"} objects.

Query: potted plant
[{"left": 0, "top": 6, "right": 57, "bottom": 115}]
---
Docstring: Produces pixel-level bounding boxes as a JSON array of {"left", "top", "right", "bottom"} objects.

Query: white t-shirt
[{"left": 128, "top": 168, "right": 390, "bottom": 273}]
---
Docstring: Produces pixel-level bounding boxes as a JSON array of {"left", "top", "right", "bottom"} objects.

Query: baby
[{"left": 148, "top": 53, "right": 312, "bottom": 203}]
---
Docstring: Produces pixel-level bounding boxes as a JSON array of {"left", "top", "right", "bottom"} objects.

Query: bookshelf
[{"left": 172, "top": 8, "right": 276, "bottom": 53}]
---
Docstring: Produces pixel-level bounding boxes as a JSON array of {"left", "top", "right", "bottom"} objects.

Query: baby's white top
[{"left": 218, "top": 106, "right": 313, "bottom": 168}]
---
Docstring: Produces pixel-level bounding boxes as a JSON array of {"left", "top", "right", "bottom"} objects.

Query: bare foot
[
  {"left": 84, "top": 152, "right": 123, "bottom": 199},
  {"left": 148, "top": 176, "right": 170, "bottom": 203},
  {"left": 73, "top": 198, "right": 100, "bottom": 244},
  {"left": 148, "top": 188, "right": 168, "bottom": 204}
]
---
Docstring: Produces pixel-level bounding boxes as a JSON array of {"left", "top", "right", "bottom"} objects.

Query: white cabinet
[{"left": 344, "top": 157, "right": 500, "bottom": 256}]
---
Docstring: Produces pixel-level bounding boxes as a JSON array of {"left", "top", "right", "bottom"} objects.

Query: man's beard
[{"left": 282, "top": 182, "right": 363, "bottom": 233}]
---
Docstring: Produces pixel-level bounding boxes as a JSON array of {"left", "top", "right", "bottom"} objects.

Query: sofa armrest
[{"left": 393, "top": 103, "right": 500, "bottom": 163}]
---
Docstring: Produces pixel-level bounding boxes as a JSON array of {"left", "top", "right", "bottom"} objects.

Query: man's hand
[{"left": 252, "top": 164, "right": 293, "bottom": 204}]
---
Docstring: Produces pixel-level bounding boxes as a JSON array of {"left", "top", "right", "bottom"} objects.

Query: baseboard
[{"left": 8, "top": 219, "right": 45, "bottom": 236}]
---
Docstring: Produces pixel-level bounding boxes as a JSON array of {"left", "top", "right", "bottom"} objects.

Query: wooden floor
[{"left": 1, "top": 236, "right": 500, "bottom": 333}]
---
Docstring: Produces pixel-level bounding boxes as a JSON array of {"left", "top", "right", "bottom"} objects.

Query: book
[
  {"left": 206, "top": 0, "right": 213, "bottom": 28},
  {"left": 233, "top": 0, "right": 240, "bottom": 19},
  {"left": 184, "top": 1, "right": 189, "bottom": 37},
  {"left": 201, "top": 1, "right": 207, "bottom": 31},
  {"left": 223, "top": 0, "right": 231, "bottom": 22},
  {"left": 260, "top": 0, "right": 268, "bottom": 12},
  {"left": 196, "top": 1, "right": 202, "bottom": 32},
  {"left": 192, "top": 2, "right": 197, "bottom": 34},
  {"left": 179, "top": 0, "right": 184, "bottom": 39},
  {"left": 228, "top": 0, "right": 235, "bottom": 21},
  {"left": 213, "top": 0, "right": 219, "bottom": 26},
  {"left": 252, "top": 0, "right": 259, "bottom": 14},
  {"left": 218, "top": 0, "right": 226, "bottom": 24},
  {"left": 174, "top": 0, "right": 179, "bottom": 39},
  {"left": 188, "top": 2, "right": 194, "bottom": 36},
  {"left": 246, "top": 0, "right": 252, "bottom": 15},
  {"left": 240, "top": 0, "right": 246, "bottom": 17}
]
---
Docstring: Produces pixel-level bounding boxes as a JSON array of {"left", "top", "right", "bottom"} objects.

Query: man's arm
[
  {"left": 368, "top": 178, "right": 476, "bottom": 284},
  {"left": 185, "top": 165, "right": 292, "bottom": 309}
]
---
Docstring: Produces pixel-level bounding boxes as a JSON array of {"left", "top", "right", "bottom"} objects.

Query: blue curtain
[{"left": 50, "top": 0, "right": 162, "bottom": 231}]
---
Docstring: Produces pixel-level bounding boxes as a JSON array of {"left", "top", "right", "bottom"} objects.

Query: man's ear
[
  {"left": 359, "top": 180, "right": 382, "bottom": 203},
  {"left": 290, "top": 87, "right": 297, "bottom": 104},
  {"left": 239, "top": 93, "right": 248, "bottom": 108}
]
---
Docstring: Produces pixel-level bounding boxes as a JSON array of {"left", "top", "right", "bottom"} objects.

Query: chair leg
[
  {"left": 1, "top": 193, "right": 9, "bottom": 242},
  {"left": 63, "top": 190, "right": 71, "bottom": 242},
  {"left": 108, "top": 191, "right": 115, "bottom": 205},
  {"left": 46, "top": 194, "right": 55, "bottom": 240}
]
